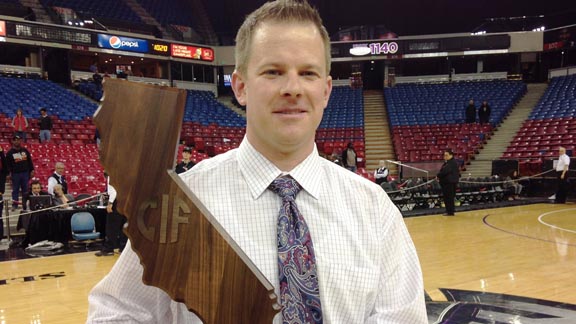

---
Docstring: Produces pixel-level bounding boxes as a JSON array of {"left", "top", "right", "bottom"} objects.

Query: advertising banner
[
  {"left": 171, "top": 44, "right": 214, "bottom": 61},
  {"left": 97, "top": 34, "right": 148, "bottom": 53}
]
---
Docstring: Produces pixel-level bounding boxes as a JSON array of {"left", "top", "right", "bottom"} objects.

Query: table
[{"left": 22, "top": 207, "right": 107, "bottom": 245}]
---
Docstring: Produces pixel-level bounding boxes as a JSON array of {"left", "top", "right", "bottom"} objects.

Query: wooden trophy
[{"left": 94, "top": 78, "right": 279, "bottom": 323}]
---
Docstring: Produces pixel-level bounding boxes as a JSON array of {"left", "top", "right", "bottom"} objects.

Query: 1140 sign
[{"left": 369, "top": 42, "right": 399, "bottom": 55}]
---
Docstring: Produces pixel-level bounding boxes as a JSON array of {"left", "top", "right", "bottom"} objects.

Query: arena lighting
[
  {"left": 532, "top": 26, "right": 545, "bottom": 32},
  {"left": 471, "top": 30, "right": 487, "bottom": 35},
  {"left": 349, "top": 46, "right": 371, "bottom": 56}
]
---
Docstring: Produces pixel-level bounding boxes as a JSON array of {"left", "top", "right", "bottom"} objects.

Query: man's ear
[{"left": 231, "top": 71, "right": 247, "bottom": 106}]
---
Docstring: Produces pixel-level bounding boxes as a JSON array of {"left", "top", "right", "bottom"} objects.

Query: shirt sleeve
[
  {"left": 87, "top": 241, "right": 180, "bottom": 323},
  {"left": 87, "top": 241, "right": 204, "bottom": 323},
  {"left": 366, "top": 195, "right": 428, "bottom": 323}
]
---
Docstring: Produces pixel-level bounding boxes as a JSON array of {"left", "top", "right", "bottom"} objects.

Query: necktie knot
[{"left": 268, "top": 176, "right": 301, "bottom": 201}]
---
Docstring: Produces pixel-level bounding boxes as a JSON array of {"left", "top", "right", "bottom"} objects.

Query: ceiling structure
[{"left": 203, "top": 0, "right": 575, "bottom": 41}]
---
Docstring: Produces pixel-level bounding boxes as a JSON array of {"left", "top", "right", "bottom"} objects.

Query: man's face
[
  {"left": 31, "top": 184, "right": 41, "bottom": 195},
  {"left": 12, "top": 138, "right": 20, "bottom": 148},
  {"left": 444, "top": 152, "right": 452, "bottom": 161},
  {"left": 559, "top": 148, "right": 566, "bottom": 156},
  {"left": 232, "top": 21, "right": 332, "bottom": 159},
  {"left": 182, "top": 151, "right": 191, "bottom": 159},
  {"left": 55, "top": 165, "right": 65, "bottom": 174}
]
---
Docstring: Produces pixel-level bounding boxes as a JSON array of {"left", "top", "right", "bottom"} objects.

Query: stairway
[
  {"left": 19, "top": 0, "right": 54, "bottom": 24},
  {"left": 123, "top": 0, "right": 169, "bottom": 39},
  {"left": 465, "top": 83, "right": 549, "bottom": 177},
  {"left": 362, "top": 90, "right": 397, "bottom": 176}
]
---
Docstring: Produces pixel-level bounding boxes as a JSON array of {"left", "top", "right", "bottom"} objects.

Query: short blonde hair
[{"left": 234, "top": 0, "right": 331, "bottom": 75}]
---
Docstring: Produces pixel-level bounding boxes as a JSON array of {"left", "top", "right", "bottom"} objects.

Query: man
[
  {"left": 94, "top": 173, "right": 127, "bottom": 257},
  {"left": 554, "top": 147, "right": 571, "bottom": 204},
  {"left": 30, "top": 180, "right": 49, "bottom": 196},
  {"left": 0, "top": 145, "right": 7, "bottom": 239},
  {"left": 38, "top": 108, "right": 53, "bottom": 143},
  {"left": 341, "top": 142, "right": 358, "bottom": 172},
  {"left": 437, "top": 149, "right": 459, "bottom": 216},
  {"left": 47, "top": 162, "right": 67, "bottom": 196},
  {"left": 6, "top": 135, "right": 34, "bottom": 211},
  {"left": 465, "top": 99, "right": 476, "bottom": 123},
  {"left": 87, "top": 1, "right": 427, "bottom": 323},
  {"left": 478, "top": 100, "right": 491, "bottom": 125},
  {"left": 175, "top": 147, "right": 195, "bottom": 174},
  {"left": 25, "top": 179, "right": 50, "bottom": 210},
  {"left": 374, "top": 159, "right": 390, "bottom": 185}
]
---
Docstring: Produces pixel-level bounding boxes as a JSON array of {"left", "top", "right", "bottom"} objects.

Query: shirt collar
[{"left": 238, "top": 137, "right": 322, "bottom": 200}]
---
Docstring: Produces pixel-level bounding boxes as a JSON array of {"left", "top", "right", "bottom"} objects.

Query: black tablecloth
[{"left": 22, "top": 208, "right": 107, "bottom": 245}]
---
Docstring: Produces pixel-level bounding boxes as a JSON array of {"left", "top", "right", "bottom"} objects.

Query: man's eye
[
  {"left": 264, "top": 70, "right": 280, "bottom": 76},
  {"left": 301, "top": 71, "right": 319, "bottom": 77}
]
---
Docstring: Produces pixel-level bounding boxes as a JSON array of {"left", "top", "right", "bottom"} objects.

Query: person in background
[
  {"left": 26, "top": 179, "right": 50, "bottom": 210},
  {"left": 47, "top": 162, "right": 67, "bottom": 196},
  {"left": 94, "top": 174, "right": 127, "bottom": 257},
  {"left": 503, "top": 170, "right": 523, "bottom": 200},
  {"left": 0, "top": 145, "right": 7, "bottom": 239},
  {"left": 87, "top": 1, "right": 427, "bottom": 322},
  {"left": 554, "top": 146, "right": 571, "bottom": 204},
  {"left": 341, "top": 141, "right": 358, "bottom": 172},
  {"left": 94, "top": 129, "right": 101, "bottom": 148},
  {"left": 437, "top": 149, "right": 459, "bottom": 216},
  {"left": 38, "top": 108, "right": 53, "bottom": 143},
  {"left": 374, "top": 159, "right": 390, "bottom": 185},
  {"left": 6, "top": 135, "right": 34, "bottom": 211},
  {"left": 52, "top": 183, "right": 74, "bottom": 208},
  {"left": 465, "top": 99, "right": 476, "bottom": 123},
  {"left": 478, "top": 100, "right": 491, "bottom": 125},
  {"left": 12, "top": 108, "right": 28, "bottom": 141},
  {"left": 175, "top": 147, "right": 195, "bottom": 174}
]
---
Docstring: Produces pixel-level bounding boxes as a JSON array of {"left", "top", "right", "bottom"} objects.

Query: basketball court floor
[{"left": 1, "top": 202, "right": 575, "bottom": 323}]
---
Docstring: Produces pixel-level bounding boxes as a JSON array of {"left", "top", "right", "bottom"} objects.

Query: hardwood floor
[{"left": 1, "top": 203, "right": 575, "bottom": 323}]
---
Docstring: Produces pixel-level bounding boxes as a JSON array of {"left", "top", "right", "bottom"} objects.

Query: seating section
[
  {"left": 40, "top": 0, "right": 142, "bottom": 24},
  {"left": 0, "top": 77, "right": 374, "bottom": 191},
  {"left": 181, "top": 87, "right": 369, "bottom": 178},
  {"left": 0, "top": 76, "right": 98, "bottom": 121},
  {"left": 75, "top": 80, "right": 103, "bottom": 102},
  {"left": 25, "top": 143, "right": 106, "bottom": 196},
  {"left": 503, "top": 74, "right": 576, "bottom": 175},
  {"left": 135, "top": 0, "right": 194, "bottom": 27},
  {"left": 314, "top": 87, "right": 366, "bottom": 171},
  {"left": 386, "top": 80, "right": 526, "bottom": 164}
]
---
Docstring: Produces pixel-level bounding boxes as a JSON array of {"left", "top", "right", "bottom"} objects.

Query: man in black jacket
[
  {"left": 38, "top": 108, "right": 52, "bottom": 143},
  {"left": 465, "top": 99, "right": 476, "bottom": 123},
  {"left": 6, "top": 135, "right": 34, "bottom": 211},
  {"left": 478, "top": 101, "right": 491, "bottom": 125},
  {"left": 437, "top": 149, "right": 459, "bottom": 216}
]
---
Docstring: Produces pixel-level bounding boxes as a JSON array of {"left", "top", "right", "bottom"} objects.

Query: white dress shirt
[
  {"left": 107, "top": 176, "right": 117, "bottom": 203},
  {"left": 87, "top": 139, "right": 427, "bottom": 323},
  {"left": 556, "top": 153, "right": 570, "bottom": 172},
  {"left": 47, "top": 172, "right": 63, "bottom": 195}
]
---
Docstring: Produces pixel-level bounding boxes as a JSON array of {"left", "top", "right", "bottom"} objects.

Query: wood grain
[{"left": 93, "top": 79, "right": 279, "bottom": 323}]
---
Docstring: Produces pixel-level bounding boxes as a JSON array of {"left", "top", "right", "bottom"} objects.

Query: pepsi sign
[{"left": 97, "top": 34, "right": 148, "bottom": 53}]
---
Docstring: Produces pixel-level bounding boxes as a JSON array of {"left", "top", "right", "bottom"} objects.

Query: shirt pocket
[{"left": 321, "top": 264, "right": 380, "bottom": 323}]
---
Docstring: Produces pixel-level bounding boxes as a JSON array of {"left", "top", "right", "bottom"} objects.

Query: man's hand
[{"left": 106, "top": 203, "right": 113, "bottom": 213}]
